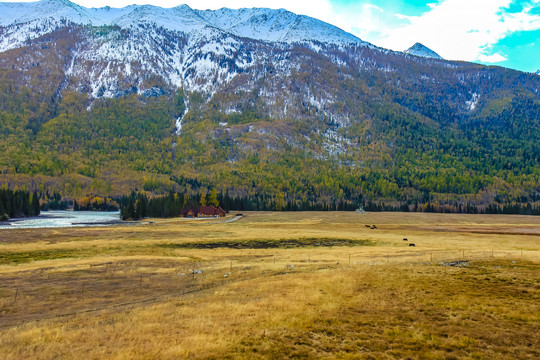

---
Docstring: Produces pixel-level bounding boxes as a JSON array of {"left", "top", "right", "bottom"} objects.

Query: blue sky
[
  {"left": 322, "top": 0, "right": 540, "bottom": 72},
  {"left": 6, "top": 0, "right": 540, "bottom": 72}
]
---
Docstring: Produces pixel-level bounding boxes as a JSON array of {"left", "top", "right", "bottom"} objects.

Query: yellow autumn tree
[
  {"left": 208, "top": 188, "right": 219, "bottom": 207},
  {"left": 199, "top": 192, "right": 207, "bottom": 206}
]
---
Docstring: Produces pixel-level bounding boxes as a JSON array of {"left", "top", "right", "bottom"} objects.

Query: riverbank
[{"left": 0, "top": 211, "right": 121, "bottom": 230}]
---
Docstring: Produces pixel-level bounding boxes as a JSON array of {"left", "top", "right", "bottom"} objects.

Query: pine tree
[
  {"left": 127, "top": 198, "right": 136, "bottom": 220},
  {"left": 0, "top": 199, "right": 7, "bottom": 221},
  {"left": 32, "top": 191, "right": 40, "bottom": 216},
  {"left": 135, "top": 193, "right": 148, "bottom": 219}
]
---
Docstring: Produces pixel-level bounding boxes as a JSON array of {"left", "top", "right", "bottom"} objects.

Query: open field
[{"left": 0, "top": 212, "right": 539, "bottom": 359}]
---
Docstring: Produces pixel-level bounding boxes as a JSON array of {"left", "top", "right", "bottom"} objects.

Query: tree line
[
  {"left": 119, "top": 189, "right": 220, "bottom": 220},
  {"left": 119, "top": 187, "right": 540, "bottom": 221}
]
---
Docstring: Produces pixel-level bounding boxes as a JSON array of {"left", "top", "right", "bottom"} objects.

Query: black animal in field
[
  {"left": 403, "top": 238, "right": 408, "bottom": 241},
  {"left": 408, "top": 243, "right": 415, "bottom": 247}
]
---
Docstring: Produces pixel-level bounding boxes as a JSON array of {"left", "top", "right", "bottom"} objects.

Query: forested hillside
[{"left": 1, "top": 78, "right": 538, "bottom": 212}]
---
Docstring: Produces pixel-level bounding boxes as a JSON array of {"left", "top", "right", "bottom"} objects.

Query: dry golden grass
[{"left": 0, "top": 212, "right": 538, "bottom": 359}]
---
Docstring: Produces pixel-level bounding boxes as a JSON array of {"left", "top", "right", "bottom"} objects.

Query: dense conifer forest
[
  {"left": 0, "top": 83, "right": 538, "bottom": 215},
  {"left": 119, "top": 189, "right": 540, "bottom": 221}
]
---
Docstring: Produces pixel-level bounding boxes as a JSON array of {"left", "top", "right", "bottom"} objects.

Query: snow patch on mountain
[
  {"left": 0, "top": 18, "right": 67, "bottom": 52},
  {"left": 404, "top": 43, "right": 443, "bottom": 60},
  {"left": 466, "top": 92, "right": 480, "bottom": 111},
  {"left": 175, "top": 104, "right": 188, "bottom": 135},
  {"left": 313, "top": 125, "right": 352, "bottom": 159}
]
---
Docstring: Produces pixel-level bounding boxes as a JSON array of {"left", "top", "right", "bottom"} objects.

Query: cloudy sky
[{"left": 7, "top": 0, "right": 540, "bottom": 72}]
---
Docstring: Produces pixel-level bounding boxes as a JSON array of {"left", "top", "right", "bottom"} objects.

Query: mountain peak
[
  {"left": 38, "top": 0, "right": 84, "bottom": 11},
  {"left": 39, "top": 0, "right": 74, "bottom": 5},
  {"left": 404, "top": 42, "right": 443, "bottom": 60}
]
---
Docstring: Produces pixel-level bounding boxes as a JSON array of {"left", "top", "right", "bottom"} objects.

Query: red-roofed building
[{"left": 197, "top": 206, "right": 226, "bottom": 218}]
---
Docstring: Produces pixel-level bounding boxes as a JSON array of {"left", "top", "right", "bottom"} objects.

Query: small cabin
[
  {"left": 197, "top": 206, "right": 226, "bottom": 218},
  {"left": 180, "top": 208, "right": 196, "bottom": 218}
]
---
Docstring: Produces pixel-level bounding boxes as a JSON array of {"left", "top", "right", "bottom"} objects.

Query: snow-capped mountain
[
  {"left": 0, "top": 0, "right": 367, "bottom": 48},
  {"left": 404, "top": 42, "right": 443, "bottom": 60},
  {"left": 0, "top": 0, "right": 378, "bottom": 100}
]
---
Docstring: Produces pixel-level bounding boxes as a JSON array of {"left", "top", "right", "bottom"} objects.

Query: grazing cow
[
  {"left": 365, "top": 225, "right": 371, "bottom": 228},
  {"left": 403, "top": 238, "right": 408, "bottom": 241},
  {"left": 371, "top": 225, "right": 377, "bottom": 229},
  {"left": 409, "top": 243, "right": 415, "bottom": 247}
]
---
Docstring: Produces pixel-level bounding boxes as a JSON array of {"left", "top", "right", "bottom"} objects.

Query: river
[{"left": 0, "top": 211, "right": 122, "bottom": 230}]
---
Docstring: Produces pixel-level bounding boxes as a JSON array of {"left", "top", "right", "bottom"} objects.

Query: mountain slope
[{"left": 0, "top": 0, "right": 539, "bottom": 211}]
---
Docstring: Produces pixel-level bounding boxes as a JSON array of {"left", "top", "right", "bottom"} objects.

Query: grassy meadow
[{"left": 0, "top": 212, "right": 538, "bottom": 359}]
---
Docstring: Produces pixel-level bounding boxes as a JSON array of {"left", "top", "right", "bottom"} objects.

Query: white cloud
[
  {"left": 370, "top": 0, "right": 540, "bottom": 63},
  {"left": 477, "top": 53, "right": 508, "bottom": 63},
  {"left": 363, "top": 4, "right": 383, "bottom": 13}
]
